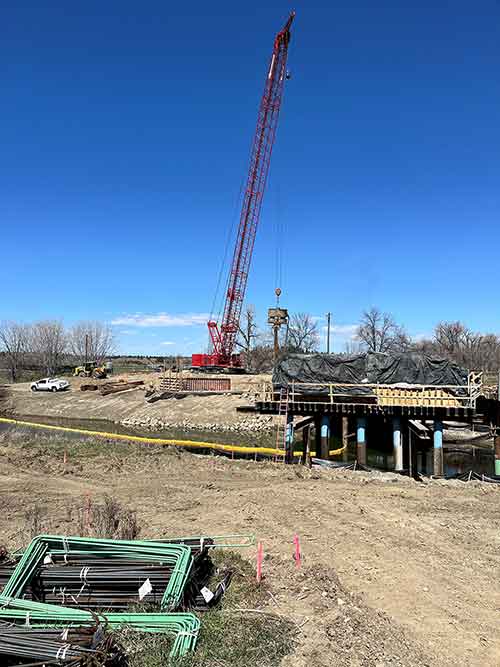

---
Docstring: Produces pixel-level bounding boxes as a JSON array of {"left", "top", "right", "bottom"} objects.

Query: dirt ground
[
  {"left": 1, "top": 372, "right": 272, "bottom": 432},
  {"left": 1, "top": 428, "right": 499, "bottom": 666}
]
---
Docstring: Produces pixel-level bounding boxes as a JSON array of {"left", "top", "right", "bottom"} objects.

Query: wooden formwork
[
  {"left": 158, "top": 377, "right": 231, "bottom": 393},
  {"left": 374, "top": 386, "right": 461, "bottom": 408}
]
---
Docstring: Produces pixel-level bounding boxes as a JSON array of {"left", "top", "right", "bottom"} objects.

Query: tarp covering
[{"left": 273, "top": 352, "right": 469, "bottom": 395}]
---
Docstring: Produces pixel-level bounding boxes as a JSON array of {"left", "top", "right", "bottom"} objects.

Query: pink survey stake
[
  {"left": 256, "top": 541, "right": 263, "bottom": 583},
  {"left": 293, "top": 534, "right": 301, "bottom": 568}
]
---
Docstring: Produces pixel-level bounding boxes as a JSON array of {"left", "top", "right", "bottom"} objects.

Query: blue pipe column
[
  {"left": 285, "top": 413, "right": 294, "bottom": 464},
  {"left": 356, "top": 416, "right": 367, "bottom": 465},
  {"left": 320, "top": 415, "right": 330, "bottom": 459},
  {"left": 393, "top": 416, "right": 403, "bottom": 472},
  {"left": 433, "top": 419, "right": 444, "bottom": 476},
  {"left": 496, "top": 434, "right": 500, "bottom": 477}
]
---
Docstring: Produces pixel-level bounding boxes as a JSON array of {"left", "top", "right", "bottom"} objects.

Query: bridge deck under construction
[{"left": 255, "top": 379, "right": 481, "bottom": 420}]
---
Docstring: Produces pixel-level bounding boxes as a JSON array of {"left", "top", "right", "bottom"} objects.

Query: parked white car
[{"left": 30, "top": 378, "right": 70, "bottom": 393}]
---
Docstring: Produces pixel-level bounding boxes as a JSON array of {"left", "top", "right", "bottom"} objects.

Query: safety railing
[{"left": 260, "top": 372, "right": 483, "bottom": 410}]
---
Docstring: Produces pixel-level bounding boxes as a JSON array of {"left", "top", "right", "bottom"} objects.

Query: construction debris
[{"left": 99, "top": 380, "right": 144, "bottom": 396}]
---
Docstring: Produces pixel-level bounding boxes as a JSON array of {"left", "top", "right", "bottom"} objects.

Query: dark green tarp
[{"left": 273, "top": 352, "right": 468, "bottom": 394}]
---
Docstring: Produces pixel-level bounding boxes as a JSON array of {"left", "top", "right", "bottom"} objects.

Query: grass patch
[
  {"left": 0, "top": 425, "right": 173, "bottom": 460},
  {"left": 112, "top": 551, "right": 296, "bottom": 667},
  {"left": 114, "top": 629, "right": 174, "bottom": 667},
  {"left": 177, "top": 551, "right": 296, "bottom": 667},
  {"left": 173, "top": 609, "right": 295, "bottom": 667}
]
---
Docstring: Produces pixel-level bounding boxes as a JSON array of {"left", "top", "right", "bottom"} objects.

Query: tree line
[
  {"left": 238, "top": 305, "right": 500, "bottom": 372},
  {"left": 0, "top": 320, "right": 114, "bottom": 381},
  {"left": 2, "top": 308, "right": 497, "bottom": 381},
  {"left": 356, "top": 307, "right": 500, "bottom": 371}
]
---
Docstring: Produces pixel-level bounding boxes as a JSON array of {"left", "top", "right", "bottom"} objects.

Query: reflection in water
[
  {"left": 0, "top": 414, "right": 275, "bottom": 449},
  {"left": 0, "top": 414, "right": 494, "bottom": 476}
]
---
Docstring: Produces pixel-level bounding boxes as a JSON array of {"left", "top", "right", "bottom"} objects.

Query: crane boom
[{"left": 192, "top": 12, "right": 295, "bottom": 370}]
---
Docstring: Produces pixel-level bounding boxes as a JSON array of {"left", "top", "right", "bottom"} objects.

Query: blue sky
[{"left": 2, "top": 1, "right": 499, "bottom": 355}]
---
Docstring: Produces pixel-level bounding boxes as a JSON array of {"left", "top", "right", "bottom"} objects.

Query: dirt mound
[{"left": 275, "top": 563, "right": 430, "bottom": 666}]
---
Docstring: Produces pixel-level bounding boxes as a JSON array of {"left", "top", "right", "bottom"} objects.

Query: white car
[{"left": 30, "top": 378, "right": 70, "bottom": 393}]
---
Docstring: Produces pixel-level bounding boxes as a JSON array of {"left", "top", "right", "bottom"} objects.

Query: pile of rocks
[{"left": 119, "top": 414, "right": 274, "bottom": 433}]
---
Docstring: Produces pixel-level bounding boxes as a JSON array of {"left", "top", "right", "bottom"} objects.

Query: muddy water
[
  {"left": 0, "top": 413, "right": 276, "bottom": 449},
  {"left": 0, "top": 414, "right": 494, "bottom": 476}
]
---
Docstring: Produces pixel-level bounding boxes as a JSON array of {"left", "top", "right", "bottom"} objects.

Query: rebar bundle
[
  {"left": 0, "top": 532, "right": 238, "bottom": 663},
  {"left": 2, "top": 536, "right": 193, "bottom": 611},
  {"left": 0, "top": 598, "right": 200, "bottom": 659},
  {"left": 0, "top": 621, "right": 124, "bottom": 665}
]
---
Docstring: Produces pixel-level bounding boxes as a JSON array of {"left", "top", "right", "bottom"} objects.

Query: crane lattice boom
[{"left": 192, "top": 12, "right": 295, "bottom": 370}]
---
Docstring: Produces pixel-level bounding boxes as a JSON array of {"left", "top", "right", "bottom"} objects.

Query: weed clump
[{"left": 77, "top": 494, "right": 140, "bottom": 540}]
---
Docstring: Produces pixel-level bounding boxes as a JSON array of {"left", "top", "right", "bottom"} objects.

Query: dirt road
[{"left": 0, "top": 427, "right": 499, "bottom": 666}]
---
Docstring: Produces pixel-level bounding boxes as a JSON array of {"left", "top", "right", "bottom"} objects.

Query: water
[
  {"left": 0, "top": 414, "right": 494, "bottom": 476},
  {"left": 0, "top": 413, "right": 276, "bottom": 449}
]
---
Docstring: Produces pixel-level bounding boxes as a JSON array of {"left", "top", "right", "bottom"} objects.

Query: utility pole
[
  {"left": 85, "top": 334, "right": 89, "bottom": 364},
  {"left": 326, "top": 312, "right": 331, "bottom": 354}
]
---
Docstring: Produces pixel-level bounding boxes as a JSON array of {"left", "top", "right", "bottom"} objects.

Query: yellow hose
[
  {"left": 0, "top": 417, "right": 348, "bottom": 459},
  {"left": 0, "top": 416, "right": 286, "bottom": 457}
]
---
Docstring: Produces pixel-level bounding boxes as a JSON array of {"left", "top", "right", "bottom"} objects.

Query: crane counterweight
[{"left": 192, "top": 12, "right": 295, "bottom": 372}]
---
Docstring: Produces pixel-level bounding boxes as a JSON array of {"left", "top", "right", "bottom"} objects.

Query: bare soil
[{"left": 1, "top": 428, "right": 499, "bottom": 666}]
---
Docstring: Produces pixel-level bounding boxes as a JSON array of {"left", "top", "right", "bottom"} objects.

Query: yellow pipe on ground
[
  {"left": 0, "top": 417, "right": 347, "bottom": 460},
  {"left": 0, "top": 416, "right": 287, "bottom": 457}
]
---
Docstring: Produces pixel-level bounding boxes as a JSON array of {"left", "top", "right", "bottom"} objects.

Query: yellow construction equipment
[{"left": 73, "top": 361, "right": 107, "bottom": 379}]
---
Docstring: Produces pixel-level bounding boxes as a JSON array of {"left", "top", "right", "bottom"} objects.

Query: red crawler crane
[{"left": 192, "top": 12, "right": 295, "bottom": 371}]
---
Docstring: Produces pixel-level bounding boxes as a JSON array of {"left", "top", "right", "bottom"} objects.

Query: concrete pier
[
  {"left": 393, "top": 417, "right": 403, "bottom": 472},
  {"left": 356, "top": 416, "right": 367, "bottom": 465},
  {"left": 285, "top": 413, "right": 294, "bottom": 464},
  {"left": 314, "top": 416, "right": 322, "bottom": 459},
  {"left": 342, "top": 416, "right": 349, "bottom": 462},
  {"left": 320, "top": 415, "right": 330, "bottom": 459},
  {"left": 495, "top": 434, "right": 500, "bottom": 477},
  {"left": 433, "top": 419, "right": 444, "bottom": 476}
]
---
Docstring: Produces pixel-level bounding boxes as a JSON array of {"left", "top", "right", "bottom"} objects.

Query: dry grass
[
  {"left": 174, "top": 551, "right": 296, "bottom": 667},
  {"left": 77, "top": 494, "right": 140, "bottom": 540},
  {"left": 111, "top": 551, "right": 296, "bottom": 667}
]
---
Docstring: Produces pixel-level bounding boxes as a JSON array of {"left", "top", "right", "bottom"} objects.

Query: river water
[{"left": 0, "top": 414, "right": 494, "bottom": 476}]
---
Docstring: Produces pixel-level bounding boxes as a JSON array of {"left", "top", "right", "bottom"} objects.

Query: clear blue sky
[{"left": 2, "top": 1, "right": 499, "bottom": 355}]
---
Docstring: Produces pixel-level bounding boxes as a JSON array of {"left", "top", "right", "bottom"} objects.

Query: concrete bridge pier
[
  {"left": 320, "top": 415, "right": 330, "bottom": 460},
  {"left": 495, "top": 435, "right": 500, "bottom": 477},
  {"left": 393, "top": 417, "right": 403, "bottom": 472},
  {"left": 433, "top": 419, "right": 444, "bottom": 476},
  {"left": 356, "top": 416, "right": 367, "bottom": 465},
  {"left": 342, "top": 416, "right": 349, "bottom": 462},
  {"left": 285, "top": 412, "right": 294, "bottom": 464}
]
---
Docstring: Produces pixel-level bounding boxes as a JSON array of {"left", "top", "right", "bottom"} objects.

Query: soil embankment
[{"left": 1, "top": 372, "right": 273, "bottom": 433}]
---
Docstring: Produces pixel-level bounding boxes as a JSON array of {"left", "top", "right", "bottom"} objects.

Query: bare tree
[
  {"left": 236, "top": 305, "right": 258, "bottom": 369},
  {"left": 31, "top": 320, "right": 68, "bottom": 375},
  {"left": 0, "top": 321, "right": 30, "bottom": 382},
  {"left": 249, "top": 344, "right": 275, "bottom": 373},
  {"left": 69, "top": 321, "right": 115, "bottom": 364},
  {"left": 357, "top": 307, "right": 410, "bottom": 353},
  {"left": 343, "top": 339, "right": 364, "bottom": 355},
  {"left": 287, "top": 313, "right": 320, "bottom": 353},
  {"left": 430, "top": 321, "right": 500, "bottom": 370}
]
